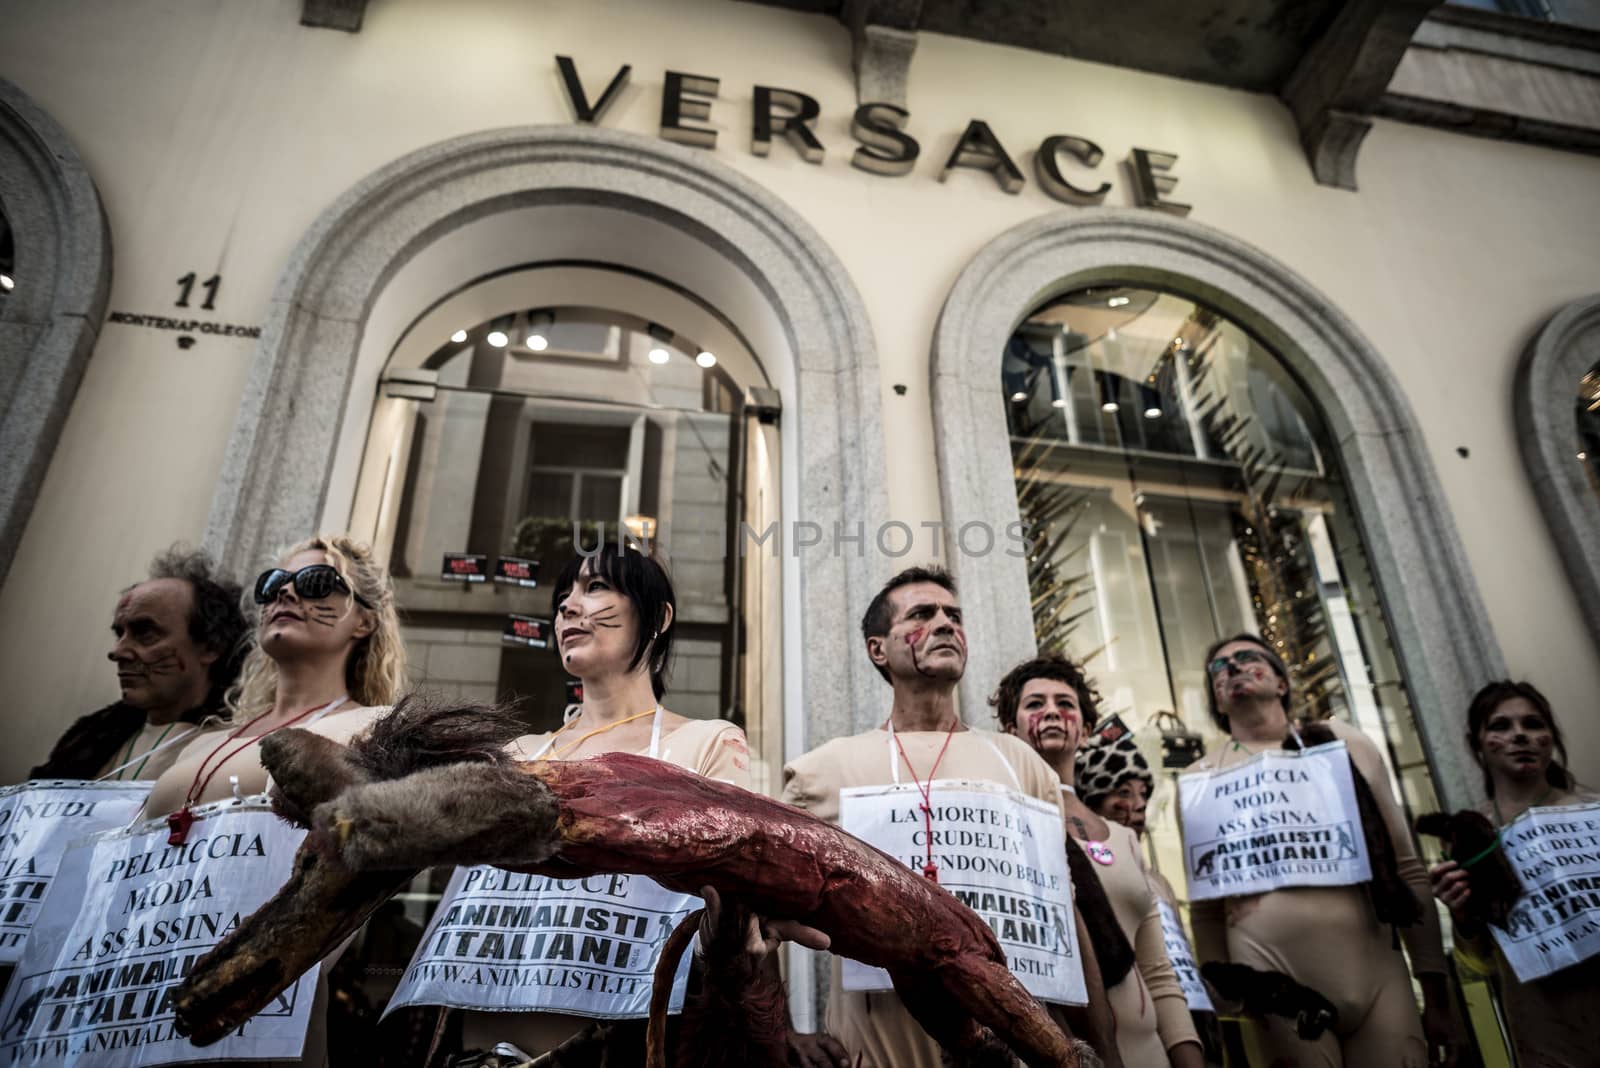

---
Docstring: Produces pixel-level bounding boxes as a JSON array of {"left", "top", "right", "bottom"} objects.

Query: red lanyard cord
[
  {"left": 889, "top": 720, "right": 959, "bottom": 883},
  {"left": 167, "top": 701, "right": 333, "bottom": 844}
]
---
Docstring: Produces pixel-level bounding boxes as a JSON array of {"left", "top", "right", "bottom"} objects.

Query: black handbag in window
[{"left": 1154, "top": 710, "right": 1205, "bottom": 769}]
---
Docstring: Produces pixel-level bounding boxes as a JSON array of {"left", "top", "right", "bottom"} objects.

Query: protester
[
  {"left": 1187, "top": 633, "right": 1456, "bottom": 1067},
  {"left": 1429, "top": 680, "right": 1599, "bottom": 1068},
  {"left": 1078, "top": 725, "right": 1227, "bottom": 1066},
  {"left": 27, "top": 546, "right": 247, "bottom": 782},
  {"left": 429, "top": 544, "right": 814, "bottom": 1063},
  {"left": 781, "top": 567, "right": 1113, "bottom": 1068},
  {"left": 997, "top": 656, "right": 1204, "bottom": 1068},
  {"left": 140, "top": 533, "right": 407, "bottom": 1068}
]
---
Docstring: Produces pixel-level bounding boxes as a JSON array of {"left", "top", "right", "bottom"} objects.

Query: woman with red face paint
[
  {"left": 1186, "top": 633, "right": 1455, "bottom": 1068},
  {"left": 1429, "top": 681, "right": 1597, "bottom": 1068},
  {"left": 995, "top": 654, "right": 1205, "bottom": 1068}
]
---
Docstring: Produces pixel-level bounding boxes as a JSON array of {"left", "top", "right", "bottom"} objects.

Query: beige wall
[{"left": 1, "top": 0, "right": 1597, "bottom": 784}]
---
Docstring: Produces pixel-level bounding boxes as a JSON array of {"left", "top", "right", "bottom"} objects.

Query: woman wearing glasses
[
  {"left": 1428, "top": 681, "right": 1597, "bottom": 1068},
  {"left": 1184, "top": 634, "right": 1454, "bottom": 1068},
  {"left": 143, "top": 533, "right": 406, "bottom": 818},
  {"left": 141, "top": 534, "right": 406, "bottom": 1068}
]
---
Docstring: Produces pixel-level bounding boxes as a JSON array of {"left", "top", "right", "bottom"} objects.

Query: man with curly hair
[{"left": 26, "top": 546, "right": 248, "bottom": 781}]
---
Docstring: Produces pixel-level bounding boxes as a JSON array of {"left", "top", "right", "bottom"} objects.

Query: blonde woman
[{"left": 142, "top": 533, "right": 406, "bottom": 1067}]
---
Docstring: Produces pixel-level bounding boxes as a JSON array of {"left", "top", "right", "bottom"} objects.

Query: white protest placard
[
  {"left": 385, "top": 865, "right": 698, "bottom": 1019},
  {"left": 0, "top": 781, "right": 153, "bottom": 963},
  {"left": 1179, "top": 741, "right": 1370, "bottom": 901},
  {"left": 838, "top": 779, "right": 1086, "bottom": 1006},
  {"left": 1156, "top": 900, "right": 1213, "bottom": 1013},
  {"left": 0, "top": 799, "right": 319, "bottom": 1066},
  {"left": 1490, "top": 801, "right": 1600, "bottom": 982}
]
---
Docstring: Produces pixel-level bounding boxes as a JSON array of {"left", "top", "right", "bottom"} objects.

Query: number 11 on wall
[{"left": 175, "top": 272, "right": 221, "bottom": 310}]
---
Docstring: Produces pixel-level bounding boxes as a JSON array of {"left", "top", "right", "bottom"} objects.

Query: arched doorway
[
  {"left": 930, "top": 209, "right": 1499, "bottom": 814},
  {"left": 202, "top": 124, "right": 888, "bottom": 764},
  {"left": 0, "top": 78, "right": 112, "bottom": 589}
]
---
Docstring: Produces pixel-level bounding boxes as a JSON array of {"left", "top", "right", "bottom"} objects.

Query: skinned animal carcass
[{"left": 172, "top": 698, "right": 1096, "bottom": 1067}]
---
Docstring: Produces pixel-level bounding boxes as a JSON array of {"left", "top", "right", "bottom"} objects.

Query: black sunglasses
[
  {"left": 1206, "top": 648, "right": 1272, "bottom": 676},
  {"left": 254, "top": 565, "right": 374, "bottom": 609}
]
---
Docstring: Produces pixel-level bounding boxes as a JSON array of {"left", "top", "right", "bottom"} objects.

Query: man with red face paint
[
  {"left": 26, "top": 547, "right": 248, "bottom": 783},
  {"left": 782, "top": 567, "right": 1114, "bottom": 1068}
]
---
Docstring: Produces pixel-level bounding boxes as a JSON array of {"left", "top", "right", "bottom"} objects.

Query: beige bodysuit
[
  {"left": 1074, "top": 818, "right": 1199, "bottom": 1065},
  {"left": 1185, "top": 718, "right": 1446, "bottom": 1068},
  {"left": 1452, "top": 787, "right": 1600, "bottom": 1068},
  {"left": 781, "top": 727, "right": 1065, "bottom": 1068},
  {"left": 457, "top": 715, "right": 752, "bottom": 1057}
]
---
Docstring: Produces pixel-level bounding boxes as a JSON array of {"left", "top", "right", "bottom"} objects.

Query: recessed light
[
  {"left": 1144, "top": 406, "right": 1163, "bottom": 419},
  {"left": 486, "top": 330, "right": 509, "bottom": 348},
  {"left": 0, "top": 274, "right": 13, "bottom": 291},
  {"left": 450, "top": 329, "right": 468, "bottom": 343},
  {"left": 1011, "top": 391, "right": 1028, "bottom": 403},
  {"left": 696, "top": 351, "right": 716, "bottom": 367},
  {"left": 1107, "top": 296, "right": 1129, "bottom": 307},
  {"left": 527, "top": 334, "right": 549, "bottom": 351},
  {"left": 1101, "top": 402, "right": 1119, "bottom": 413},
  {"left": 648, "top": 347, "right": 670, "bottom": 364}
]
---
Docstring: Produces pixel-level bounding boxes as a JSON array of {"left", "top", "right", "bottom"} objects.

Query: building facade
[{"left": 2, "top": 0, "right": 1598, "bottom": 1056}]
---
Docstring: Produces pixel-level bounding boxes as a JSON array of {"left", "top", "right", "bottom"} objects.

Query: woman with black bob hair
[
  {"left": 448, "top": 542, "right": 764, "bottom": 1062},
  {"left": 1429, "top": 680, "right": 1597, "bottom": 1068}
]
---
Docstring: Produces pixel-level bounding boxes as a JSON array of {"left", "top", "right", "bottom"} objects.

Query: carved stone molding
[
  {"left": 1515, "top": 295, "right": 1600, "bottom": 651},
  {"left": 1281, "top": 0, "right": 1440, "bottom": 190},
  {"left": 0, "top": 79, "right": 113, "bottom": 589},
  {"left": 931, "top": 209, "right": 1499, "bottom": 810},
  {"left": 204, "top": 124, "right": 887, "bottom": 747},
  {"left": 301, "top": 0, "right": 367, "bottom": 33}
]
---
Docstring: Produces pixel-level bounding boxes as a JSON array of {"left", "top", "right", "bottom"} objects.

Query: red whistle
[{"left": 167, "top": 807, "right": 195, "bottom": 846}]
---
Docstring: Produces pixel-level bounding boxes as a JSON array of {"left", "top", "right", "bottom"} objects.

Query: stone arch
[
  {"left": 203, "top": 124, "right": 886, "bottom": 747},
  {"left": 1515, "top": 294, "right": 1600, "bottom": 651},
  {"left": 0, "top": 78, "right": 113, "bottom": 587},
  {"left": 931, "top": 209, "right": 1498, "bottom": 809}
]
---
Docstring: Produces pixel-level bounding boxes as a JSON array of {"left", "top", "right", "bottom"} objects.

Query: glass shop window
[
  {"left": 0, "top": 210, "right": 14, "bottom": 302},
  {"left": 1004, "top": 285, "right": 1443, "bottom": 897},
  {"left": 1579, "top": 362, "right": 1600, "bottom": 500}
]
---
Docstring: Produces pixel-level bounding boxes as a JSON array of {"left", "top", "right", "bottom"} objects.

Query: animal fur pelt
[
  {"left": 175, "top": 696, "right": 1098, "bottom": 1068},
  {"left": 1065, "top": 838, "right": 1135, "bottom": 988},
  {"left": 1200, "top": 962, "right": 1338, "bottom": 1041},
  {"left": 1283, "top": 721, "right": 1421, "bottom": 928},
  {"left": 1414, "top": 810, "right": 1521, "bottom": 930}
]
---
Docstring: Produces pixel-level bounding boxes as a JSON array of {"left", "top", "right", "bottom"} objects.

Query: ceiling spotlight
[
  {"left": 648, "top": 347, "right": 671, "bottom": 364},
  {"left": 1107, "top": 296, "right": 1129, "bottom": 307},
  {"left": 527, "top": 334, "right": 549, "bottom": 351},
  {"left": 1051, "top": 398, "right": 1068, "bottom": 409},
  {"left": 695, "top": 350, "right": 716, "bottom": 368},
  {"left": 525, "top": 309, "right": 554, "bottom": 351},
  {"left": 1139, "top": 385, "right": 1162, "bottom": 419},
  {"left": 1144, "top": 406, "right": 1163, "bottom": 419},
  {"left": 1100, "top": 374, "right": 1120, "bottom": 414},
  {"left": 0, "top": 274, "right": 13, "bottom": 291},
  {"left": 1011, "top": 391, "right": 1028, "bottom": 403},
  {"left": 450, "top": 329, "right": 468, "bottom": 343},
  {"left": 486, "top": 330, "right": 509, "bottom": 348},
  {"left": 1581, "top": 451, "right": 1590, "bottom": 461}
]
